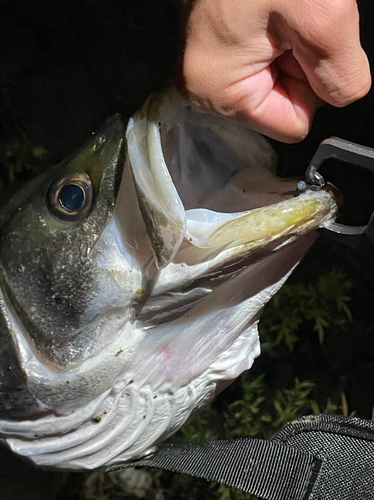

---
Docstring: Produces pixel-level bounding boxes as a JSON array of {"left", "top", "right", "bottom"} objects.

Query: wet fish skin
[
  {"left": 0, "top": 115, "right": 126, "bottom": 416},
  {"left": 0, "top": 89, "right": 337, "bottom": 468}
]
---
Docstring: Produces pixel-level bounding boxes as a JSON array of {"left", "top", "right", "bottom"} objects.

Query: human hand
[{"left": 180, "top": 0, "right": 371, "bottom": 143}]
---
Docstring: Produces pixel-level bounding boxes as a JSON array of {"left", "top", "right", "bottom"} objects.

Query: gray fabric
[
  {"left": 108, "top": 439, "right": 319, "bottom": 500},
  {"left": 274, "top": 415, "right": 374, "bottom": 499},
  {"left": 110, "top": 415, "right": 374, "bottom": 499}
]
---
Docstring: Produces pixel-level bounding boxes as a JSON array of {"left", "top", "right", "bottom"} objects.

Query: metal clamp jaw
[{"left": 298, "top": 137, "right": 374, "bottom": 249}]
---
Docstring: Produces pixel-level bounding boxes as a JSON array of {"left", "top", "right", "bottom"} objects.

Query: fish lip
[
  {"left": 123, "top": 89, "right": 338, "bottom": 328},
  {"left": 91, "top": 113, "right": 127, "bottom": 203},
  {"left": 129, "top": 89, "right": 337, "bottom": 257},
  {"left": 93, "top": 113, "right": 126, "bottom": 147},
  {"left": 184, "top": 190, "right": 337, "bottom": 252},
  {"left": 0, "top": 93, "right": 338, "bottom": 468}
]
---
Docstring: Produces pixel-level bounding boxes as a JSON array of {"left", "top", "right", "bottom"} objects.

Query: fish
[{"left": 0, "top": 88, "right": 337, "bottom": 469}]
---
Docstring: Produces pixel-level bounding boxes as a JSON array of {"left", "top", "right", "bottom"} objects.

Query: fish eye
[{"left": 48, "top": 173, "right": 94, "bottom": 221}]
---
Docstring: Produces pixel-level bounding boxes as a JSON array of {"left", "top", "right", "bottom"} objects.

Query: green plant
[
  {"left": 3, "top": 140, "right": 47, "bottom": 183},
  {"left": 222, "top": 374, "right": 269, "bottom": 440},
  {"left": 217, "top": 484, "right": 258, "bottom": 500},
  {"left": 271, "top": 379, "right": 315, "bottom": 431},
  {"left": 260, "top": 269, "right": 353, "bottom": 348},
  {"left": 181, "top": 405, "right": 220, "bottom": 443}
]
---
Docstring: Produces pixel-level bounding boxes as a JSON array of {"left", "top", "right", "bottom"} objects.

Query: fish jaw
[
  {"left": 0, "top": 115, "right": 140, "bottom": 420},
  {"left": 0, "top": 115, "right": 127, "bottom": 369},
  {"left": 129, "top": 89, "right": 337, "bottom": 320},
  {"left": 0, "top": 89, "right": 339, "bottom": 470},
  {"left": 0, "top": 233, "right": 316, "bottom": 469}
]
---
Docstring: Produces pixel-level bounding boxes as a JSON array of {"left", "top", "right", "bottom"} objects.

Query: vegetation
[
  {"left": 2, "top": 140, "right": 47, "bottom": 183},
  {"left": 1, "top": 2, "right": 374, "bottom": 498},
  {"left": 260, "top": 269, "right": 353, "bottom": 348}
]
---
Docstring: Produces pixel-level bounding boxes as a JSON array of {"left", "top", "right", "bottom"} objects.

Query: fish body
[{"left": 0, "top": 89, "right": 337, "bottom": 469}]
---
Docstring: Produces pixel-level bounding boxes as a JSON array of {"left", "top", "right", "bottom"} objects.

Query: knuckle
[
  {"left": 334, "top": 80, "right": 372, "bottom": 107},
  {"left": 299, "top": 0, "right": 359, "bottom": 43},
  {"left": 330, "top": 60, "right": 372, "bottom": 106}
]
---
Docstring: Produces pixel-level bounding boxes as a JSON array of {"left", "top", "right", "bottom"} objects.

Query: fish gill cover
[
  {"left": 0, "top": 1, "right": 374, "bottom": 499},
  {"left": 0, "top": 87, "right": 338, "bottom": 470}
]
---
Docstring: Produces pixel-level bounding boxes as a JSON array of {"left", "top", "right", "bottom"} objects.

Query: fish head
[
  {"left": 0, "top": 115, "right": 140, "bottom": 415},
  {"left": 0, "top": 89, "right": 337, "bottom": 469}
]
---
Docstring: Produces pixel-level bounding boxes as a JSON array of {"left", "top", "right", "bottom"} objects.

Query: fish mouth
[
  {"left": 0, "top": 91, "right": 339, "bottom": 470},
  {"left": 126, "top": 88, "right": 338, "bottom": 272}
]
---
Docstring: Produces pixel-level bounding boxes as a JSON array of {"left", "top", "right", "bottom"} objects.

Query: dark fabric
[
  {"left": 107, "top": 439, "right": 319, "bottom": 500},
  {"left": 274, "top": 415, "right": 374, "bottom": 499},
  {"left": 108, "top": 415, "right": 374, "bottom": 499}
]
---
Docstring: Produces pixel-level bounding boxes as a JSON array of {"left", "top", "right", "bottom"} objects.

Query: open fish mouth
[
  {"left": 127, "top": 88, "right": 337, "bottom": 271},
  {"left": 0, "top": 88, "right": 337, "bottom": 469}
]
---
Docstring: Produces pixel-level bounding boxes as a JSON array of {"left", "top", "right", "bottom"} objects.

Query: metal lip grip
[{"left": 299, "top": 136, "right": 374, "bottom": 242}]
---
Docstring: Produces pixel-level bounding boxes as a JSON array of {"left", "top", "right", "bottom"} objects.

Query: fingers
[
  {"left": 180, "top": 0, "right": 371, "bottom": 143},
  {"left": 229, "top": 64, "right": 321, "bottom": 143},
  {"left": 283, "top": 0, "right": 371, "bottom": 107}
]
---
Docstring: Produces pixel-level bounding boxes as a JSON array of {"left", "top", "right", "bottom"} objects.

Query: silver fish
[{"left": 0, "top": 88, "right": 337, "bottom": 469}]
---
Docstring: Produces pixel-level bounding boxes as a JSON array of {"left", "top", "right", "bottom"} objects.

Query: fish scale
[{"left": 0, "top": 88, "right": 337, "bottom": 469}]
